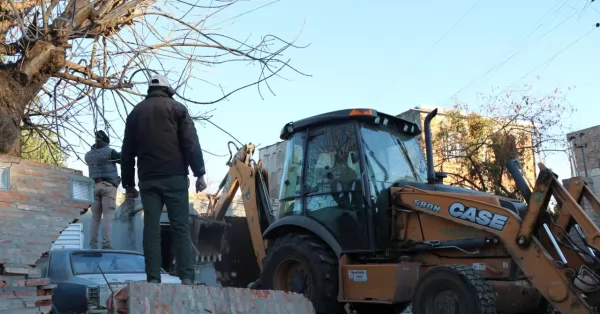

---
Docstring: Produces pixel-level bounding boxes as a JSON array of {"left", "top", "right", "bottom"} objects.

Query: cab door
[{"left": 302, "top": 122, "right": 370, "bottom": 251}]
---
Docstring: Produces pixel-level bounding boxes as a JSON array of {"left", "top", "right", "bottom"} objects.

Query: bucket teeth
[{"left": 198, "top": 253, "right": 222, "bottom": 263}]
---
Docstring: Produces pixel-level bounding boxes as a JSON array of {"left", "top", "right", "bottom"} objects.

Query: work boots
[{"left": 181, "top": 278, "right": 194, "bottom": 285}]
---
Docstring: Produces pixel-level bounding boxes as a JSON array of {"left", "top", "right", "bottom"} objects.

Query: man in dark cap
[
  {"left": 121, "top": 74, "right": 207, "bottom": 285},
  {"left": 84, "top": 130, "right": 121, "bottom": 249}
]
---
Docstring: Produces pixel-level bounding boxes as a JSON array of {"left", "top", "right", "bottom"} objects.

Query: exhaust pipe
[
  {"left": 424, "top": 109, "right": 438, "bottom": 184},
  {"left": 506, "top": 159, "right": 532, "bottom": 202}
]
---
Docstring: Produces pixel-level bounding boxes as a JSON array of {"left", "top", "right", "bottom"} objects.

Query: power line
[
  {"left": 495, "top": 26, "right": 597, "bottom": 97},
  {"left": 446, "top": 0, "right": 575, "bottom": 101},
  {"left": 202, "top": 149, "right": 228, "bottom": 157},
  {"left": 372, "top": 0, "right": 483, "bottom": 102}
]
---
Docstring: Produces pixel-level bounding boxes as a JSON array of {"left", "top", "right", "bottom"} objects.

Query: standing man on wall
[
  {"left": 121, "top": 74, "right": 207, "bottom": 285},
  {"left": 85, "top": 130, "right": 121, "bottom": 249}
]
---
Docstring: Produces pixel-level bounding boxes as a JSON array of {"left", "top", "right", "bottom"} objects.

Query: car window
[{"left": 70, "top": 252, "right": 147, "bottom": 275}]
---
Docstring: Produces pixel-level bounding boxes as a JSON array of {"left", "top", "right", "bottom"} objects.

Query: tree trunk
[{"left": 0, "top": 41, "right": 65, "bottom": 156}]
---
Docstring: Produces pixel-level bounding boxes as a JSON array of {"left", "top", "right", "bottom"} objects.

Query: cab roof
[{"left": 279, "top": 108, "right": 421, "bottom": 140}]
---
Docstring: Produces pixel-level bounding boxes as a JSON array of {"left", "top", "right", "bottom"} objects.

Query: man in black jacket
[{"left": 121, "top": 74, "right": 207, "bottom": 284}]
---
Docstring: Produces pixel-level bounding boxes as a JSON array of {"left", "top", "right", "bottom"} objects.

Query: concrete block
[
  {"left": 0, "top": 306, "right": 51, "bottom": 314},
  {"left": 115, "top": 282, "right": 315, "bottom": 314}
]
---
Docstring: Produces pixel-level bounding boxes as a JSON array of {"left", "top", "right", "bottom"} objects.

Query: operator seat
[{"left": 328, "top": 153, "right": 367, "bottom": 247}]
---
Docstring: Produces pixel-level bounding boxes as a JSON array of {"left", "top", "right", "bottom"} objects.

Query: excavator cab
[{"left": 274, "top": 108, "right": 427, "bottom": 252}]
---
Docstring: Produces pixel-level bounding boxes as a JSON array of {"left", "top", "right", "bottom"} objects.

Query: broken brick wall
[{"left": 0, "top": 155, "right": 92, "bottom": 313}]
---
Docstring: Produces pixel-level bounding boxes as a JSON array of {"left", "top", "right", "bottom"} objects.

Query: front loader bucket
[{"left": 193, "top": 216, "right": 261, "bottom": 288}]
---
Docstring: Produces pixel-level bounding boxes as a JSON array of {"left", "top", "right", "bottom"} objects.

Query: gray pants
[{"left": 90, "top": 181, "right": 117, "bottom": 249}]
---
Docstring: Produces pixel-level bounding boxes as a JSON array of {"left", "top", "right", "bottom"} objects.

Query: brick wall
[{"left": 0, "top": 155, "right": 92, "bottom": 313}]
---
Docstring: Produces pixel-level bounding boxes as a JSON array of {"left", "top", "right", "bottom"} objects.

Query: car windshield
[
  {"left": 360, "top": 123, "right": 428, "bottom": 191},
  {"left": 70, "top": 252, "right": 148, "bottom": 275}
]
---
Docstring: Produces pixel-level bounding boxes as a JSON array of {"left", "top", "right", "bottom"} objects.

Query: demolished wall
[
  {"left": 0, "top": 155, "right": 93, "bottom": 313},
  {"left": 112, "top": 281, "right": 315, "bottom": 314}
]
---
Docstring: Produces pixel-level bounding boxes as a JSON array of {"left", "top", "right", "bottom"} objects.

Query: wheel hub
[
  {"left": 274, "top": 258, "right": 311, "bottom": 297},
  {"left": 432, "top": 291, "right": 461, "bottom": 314},
  {"left": 288, "top": 264, "right": 308, "bottom": 294}
]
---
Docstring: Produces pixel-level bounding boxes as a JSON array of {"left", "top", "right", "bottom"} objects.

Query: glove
[
  {"left": 196, "top": 176, "right": 207, "bottom": 193},
  {"left": 125, "top": 186, "right": 139, "bottom": 199}
]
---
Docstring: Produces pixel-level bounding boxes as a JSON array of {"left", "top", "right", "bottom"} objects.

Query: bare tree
[
  {"left": 433, "top": 86, "right": 576, "bottom": 200},
  {"left": 0, "top": 0, "right": 308, "bottom": 158}
]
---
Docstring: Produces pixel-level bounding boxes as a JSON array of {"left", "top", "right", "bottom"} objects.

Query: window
[
  {"left": 360, "top": 124, "right": 427, "bottom": 193},
  {"left": 278, "top": 132, "right": 304, "bottom": 218},
  {"left": 70, "top": 252, "right": 158, "bottom": 275},
  {"left": 279, "top": 133, "right": 304, "bottom": 200},
  {"left": 304, "top": 123, "right": 368, "bottom": 250},
  {"left": 0, "top": 167, "right": 9, "bottom": 190},
  {"left": 305, "top": 123, "right": 360, "bottom": 197},
  {"left": 440, "top": 132, "right": 463, "bottom": 159}
]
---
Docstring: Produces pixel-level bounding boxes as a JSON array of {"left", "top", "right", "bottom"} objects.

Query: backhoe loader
[{"left": 196, "top": 107, "right": 600, "bottom": 314}]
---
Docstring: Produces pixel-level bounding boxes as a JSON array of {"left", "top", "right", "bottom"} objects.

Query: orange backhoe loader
[{"left": 196, "top": 108, "right": 600, "bottom": 314}]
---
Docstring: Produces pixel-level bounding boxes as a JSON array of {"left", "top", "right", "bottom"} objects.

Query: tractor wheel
[
  {"left": 260, "top": 233, "right": 343, "bottom": 314},
  {"left": 412, "top": 264, "right": 497, "bottom": 314}
]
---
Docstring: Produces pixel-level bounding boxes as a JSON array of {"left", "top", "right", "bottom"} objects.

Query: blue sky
[{"left": 67, "top": 0, "right": 600, "bottom": 192}]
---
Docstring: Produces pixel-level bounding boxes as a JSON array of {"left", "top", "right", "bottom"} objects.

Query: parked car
[{"left": 37, "top": 248, "right": 181, "bottom": 314}]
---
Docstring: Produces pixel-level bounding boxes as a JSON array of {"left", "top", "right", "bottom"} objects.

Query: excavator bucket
[
  {"left": 191, "top": 144, "right": 275, "bottom": 288},
  {"left": 193, "top": 195, "right": 262, "bottom": 288},
  {"left": 193, "top": 217, "right": 227, "bottom": 262},
  {"left": 192, "top": 194, "right": 228, "bottom": 263}
]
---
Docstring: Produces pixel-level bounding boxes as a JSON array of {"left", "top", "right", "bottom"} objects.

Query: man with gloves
[{"left": 121, "top": 74, "right": 207, "bottom": 285}]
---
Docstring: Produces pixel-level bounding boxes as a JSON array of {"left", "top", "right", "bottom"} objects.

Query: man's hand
[
  {"left": 125, "top": 186, "right": 139, "bottom": 199},
  {"left": 196, "top": 176, "right": 207, "bottom": 193}
]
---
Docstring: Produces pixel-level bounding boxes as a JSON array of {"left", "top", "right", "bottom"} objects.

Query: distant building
[
  {"left": 115, "top": 191, "right": 246, "bottom": 217},
  {"left": 566, "top": 125, "right": 600, "bottom": 225},
  {"left": 397, "top": 105, "right": 537, "bottom": 191},
  {"left": 567, "top": 125, "right": 600, "bottom": 179}
]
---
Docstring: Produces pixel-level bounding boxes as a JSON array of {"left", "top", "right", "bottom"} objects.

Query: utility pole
[{"left": 570, "top": 133, "right": 589, "bottom": 177}]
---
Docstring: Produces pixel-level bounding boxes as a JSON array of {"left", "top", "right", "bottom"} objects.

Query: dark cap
[{"left": 95, "top": 130, "right": 110, "bottom": 144}]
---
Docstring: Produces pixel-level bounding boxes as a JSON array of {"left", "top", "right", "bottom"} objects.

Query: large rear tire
[
  {"left": 412, "top": 264, "right": 497, "bottom": 314},
  {"left": 259, "top": 233, "right": 343, "bottom": 314}
]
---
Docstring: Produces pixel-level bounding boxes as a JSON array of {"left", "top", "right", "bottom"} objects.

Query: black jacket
[{"left": 121, "top": 90, "right": 206, "bottom": 188}]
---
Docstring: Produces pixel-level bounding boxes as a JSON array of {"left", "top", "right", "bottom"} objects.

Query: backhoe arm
[{"left": 206, "top": 143, "right": 271, "bottom": 271}]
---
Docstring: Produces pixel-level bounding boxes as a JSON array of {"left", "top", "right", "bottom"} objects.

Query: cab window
[{"left": 304, "top": 122, "right": 368, "bottom": 250}]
